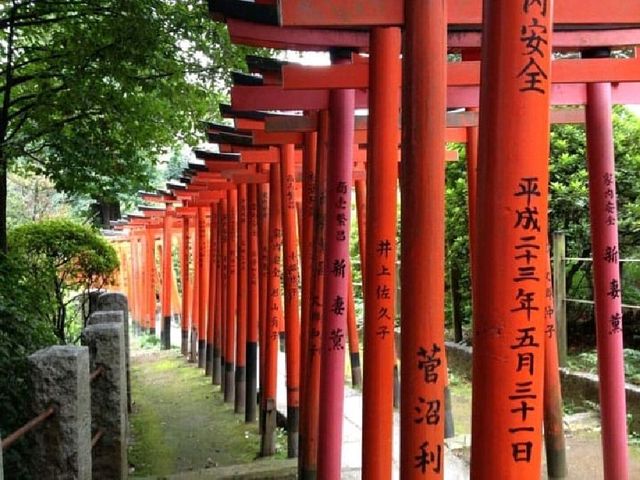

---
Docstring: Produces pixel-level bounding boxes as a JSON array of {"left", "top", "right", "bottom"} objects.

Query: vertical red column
[
  {"left": 401, "top": 0, "right": 447, "bottom": 478},
  {"left": 281, "top": 144, "right": 302, "bottom": 457},
  {"left": 191, "top": 208, "right": 200, "bottom": 362},
  {"left": 300, "top": 130, "right": 318, "bottom": 386},
  {"left": 236, "top": 184, "right": 248, "bottom": 413},
  {"left": 146, "top": 228, "right": 157, "bottom": 336},
  {"left": 300, "top": 110, "right": 328, "bottom": 479},
  {"left": 261, "top": 163, "right": 283, "bottom": 456},
  {"left": 299, "top": 130, "right": 318, "bottom": 465},
  {"left": 225, "top": 189, "right": 238, "bottom": 402},
  {"left": 355, "top": 179, "right": 367, "bottom": 280},
  {"left": 363, "top": 26, "right": 401, "bottom": 480},
  {"left": 585, "top": 76, "right": 629, "bottom": 480},
  {"left": 220, "top": 197, "right": 229, "bottom": 389},
  {"left": 181, "top": 216, "right": 190, "bottom": 355},
  {"left": 130, "top": 235, "right": 139, "bottom": 331},
  {"left": 213, "top": 201, "right": 225, "bottom": 386},
  {"left": 161, "top": 210, "right": 173, "bottom": 349},
  {"left": 197, "top": 206, "right": 208, "bottom": 369},
  {"left": 471, "top": 0, "right": 553, "bottom": 477},
  {"left": 190, "top": 214, "right": 199, "bottom": 363},
  {"left": 257, "top": 171, "right": 270, "bottom": 431},
  {"left": 206, "top": 203, "right": 218, "bottom": 377},
  {"left": 317, "top": 51, "right": 355, "bottom": 480},
  {"left": 246, "top": 182, "right": 260, "bottom": 422},
  {"left": 544, "top": 251, "right": 567, "bottom": 478},
  {"left": 346, "top": 275, "right": 361, "bottom": 387}
]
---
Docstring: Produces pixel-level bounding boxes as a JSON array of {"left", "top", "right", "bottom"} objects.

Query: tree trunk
[
  {"left": 450, "top": 261, "right": 464, "bottom": 342},
  {"left": 0, "top": 149, "right": 7, "bottom": 253},
  {"left": 91, "top": 199, "right": 121, "bottom": 229}
]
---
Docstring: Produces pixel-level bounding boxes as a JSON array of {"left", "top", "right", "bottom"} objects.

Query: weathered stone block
[
  {"left": 89, "top": 309, "right": 131, "bottom": 413},
  {"left": 82, "top": 322, "right": 128, "bottom": 479},
  {"left": 28, "top": 345, "right": 91, "bottom": 480}
]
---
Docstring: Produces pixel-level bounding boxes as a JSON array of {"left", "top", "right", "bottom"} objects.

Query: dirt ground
[{"left": 447, "top": 374, "right": 640, "bottom": 479}]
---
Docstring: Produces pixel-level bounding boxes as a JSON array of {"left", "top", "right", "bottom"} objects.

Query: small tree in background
[{"left": 8, "top": 219, "right": 119, "bottom": 343}]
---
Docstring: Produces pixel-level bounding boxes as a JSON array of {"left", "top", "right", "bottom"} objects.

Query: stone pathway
[{"left": 275, "top": 353, "right": 469, "bottom": 479}]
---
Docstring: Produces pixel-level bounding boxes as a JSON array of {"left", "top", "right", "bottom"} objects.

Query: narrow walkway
[
  {"left": 137, "top": 329, "right": 640, "bottom": 479},
  {"left": 128, "top": 348, "right": 264, "bottom": 477},
  {"left": 275, "top": 353, "right": 469, "bottom": 479}
]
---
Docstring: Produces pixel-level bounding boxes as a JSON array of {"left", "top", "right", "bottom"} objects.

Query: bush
[
  {"left": 8, "top": 219, "right": 119, "bottom": 343},
  {"left": 0, "top": 254, "right": 57, "bottom": 478},
  {"left": 0, "top": 219, "right": 118, "bottom": 477}
]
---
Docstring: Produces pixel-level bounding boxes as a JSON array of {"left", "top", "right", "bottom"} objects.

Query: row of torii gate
[{"left": 108, "top": 1, "right": 639, "bottom": 479}]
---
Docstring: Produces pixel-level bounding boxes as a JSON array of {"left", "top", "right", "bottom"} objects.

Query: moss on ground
[{"left": 128, "top": 351, "right": 261, "bottom": 477}]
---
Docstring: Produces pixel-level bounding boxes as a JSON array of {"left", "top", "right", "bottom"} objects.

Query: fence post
[
  {"left": 28, "top": 346, "right": 92, "bottom": 480},
  {"left": 553, "top": 232, "right": 568, "bottom": 366},
  {"left": 95, "top": 292, "right": 132, "bottom": 413},
  {"left": 82, "top": 322, "right": 128, "bottom": 480}
]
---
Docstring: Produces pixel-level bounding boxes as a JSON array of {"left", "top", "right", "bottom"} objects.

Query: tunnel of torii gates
[{"left": 104, "top": 0, "right": 640, "bottom": 479}]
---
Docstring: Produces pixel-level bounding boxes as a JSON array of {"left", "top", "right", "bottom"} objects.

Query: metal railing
[{"left": 1, "top": 366, "right": 105, "bottom": 452}]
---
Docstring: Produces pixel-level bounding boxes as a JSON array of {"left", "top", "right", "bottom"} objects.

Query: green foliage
[
  {"left": 0, "top": 253, "right": 57, "bottom": 478},
  {"left": 7, "top": 172, "right": 73, "bottom": 229},
  {"left": 566, "top": 349, "right": 640, "bottom": 386},
  {"left": 8, "top": 219, "right": 119, "bottom": 343},
  {"left": 139, "top": 332, "right": 161, "bottom": 349},
  {"left": 0, "top": 0, "right": 263, "bottom": 247},
  {"left": 445, "top": 107, "right": 640, "bottom": 344},
  {"left": 445, "top": 144, "right": 473, "bottom": 337}
]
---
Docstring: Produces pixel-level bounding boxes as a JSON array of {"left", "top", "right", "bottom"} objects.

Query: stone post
[
  {"left": 82, "top": 323, "right": 128, "bottom": 480},
  {"left": 90, "top": 304, "right": 131, "bottom": 413},
  {"left": 28, "top": 346, "right": 91, "bottom": 480}
]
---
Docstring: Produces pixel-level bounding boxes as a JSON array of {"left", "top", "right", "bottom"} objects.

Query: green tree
[
  {"left": 445, "top": 107, "right": 640, "bottom": 340},
  {"left": 8, "top": 219, "right": 119, "bottom": 343},
  {"left": 0, "top": 0, "right": 256, "bottom": 251}
]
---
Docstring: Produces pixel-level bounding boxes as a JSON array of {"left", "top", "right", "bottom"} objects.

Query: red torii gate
[
  {"left": 109, "top": 1, "right": 640, "bottom": 478},
  {"left": 209, "top": 1, "right": 635, "bottom": 479}
]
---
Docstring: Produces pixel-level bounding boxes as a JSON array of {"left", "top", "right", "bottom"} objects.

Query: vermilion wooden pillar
[
  {"left": 146, "top": 228, "right": 157, "bottom": 336},
  {"left": 257, "top": 168, "right": 270, "bottom": 432},
  {"left": 246, "top": 183, "right": 260, "bottom": 422},
  {"left": 300, "top": 130, "right": 317, "bottom": 389},
  {"left": 317, "top": 52, "right": 355, "bottom": 480},
  {"left": 261, "top": 162, "right": 283, "bottom": 456},
  {"left": 355, "top": 179, "right": 367, "bottom": 280},
  {"left": 213, "top": 201, "right": 225, "bottom": 386},
  {"left": 466, "top": 114, "right": 479, "bottom": 329},
  {"left": 130, "top": 235, "right": 140, "bottom": 331},
  {"left": 197, "top": 206, "right": 209, "bottom": 369},
  {"left": 181, "top": 217, "right": 191, "bottom": 355},
  {"left": 300, "top": 110, "right": 328, "bottom": 480},
  {"left": 236, "top": 184, "right": 248, "bottom": 413},
  {"left": 161, "top": 210, "right": 173, "bottom": 349},
  {"left": 190, "top": 217, "right": 199, "bottom": 363},
  {"left": 346, "top": 275, "right": 361, "bottom": 387},
  {"left": 206, "top": 203, "right": 219, "bottom": 377},
  {"left": 544, "top": 251, "right": 568, "bottom": 479},
  {"left": 299, "top": 129, "right": 317, "bottom": 466},
  {"left": 585, "top": 74, "right": 629, "bottom": 479},
  {"left": 363, "top": 26, "right": 401, "bottom": 480},
  {"left": 191, "top": 208, "right": 201, "bottom": 362},
  {"left": 400, "top": 0, "right": 447, "bottom": 478},
  {"left": 471, "top": 0, "right": 553, "bottom": 477},
  {"left": 280, "top": 143, "right": 302, "bottom": 457},
  {"left": 220, "top": 197, "right": 229, "bottom": 389},
  {"left": 225, "top": 189, "right": 238, "bottom": 402}
]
